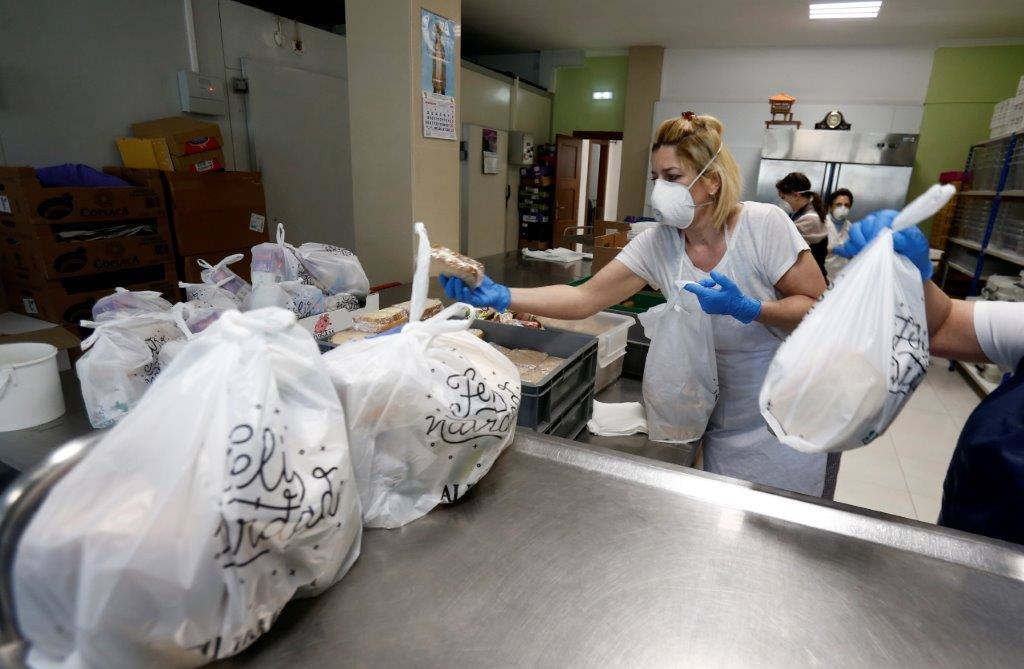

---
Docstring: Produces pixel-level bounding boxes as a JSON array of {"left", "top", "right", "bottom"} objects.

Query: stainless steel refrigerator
[{"left": 755, "top": 129, "right": 919, "bottom": 221}]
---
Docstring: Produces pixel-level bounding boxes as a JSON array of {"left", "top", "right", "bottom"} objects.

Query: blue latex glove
[
  {"left": 834, "top": 209, "right": 932, "bottom": 281},
  {"left": 438, "top": 274, "right": 511, "bottom": 311},
  {"left": 682, "top": 271, "right": 762, "bottom": 324}
]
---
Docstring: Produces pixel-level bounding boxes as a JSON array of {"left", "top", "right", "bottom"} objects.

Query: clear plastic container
[{"left": 536, "top": 311, "right": 634, "bottom": 363}]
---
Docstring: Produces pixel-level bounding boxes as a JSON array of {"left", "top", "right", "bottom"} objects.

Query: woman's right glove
[
  {"left": 438, "top": 274, "right": 512, "bottom": 311},
  {"left": 834, "top": 209, "right": 932, "bottom": 281}
]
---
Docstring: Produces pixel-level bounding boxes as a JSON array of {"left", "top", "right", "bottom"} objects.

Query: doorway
[{"left": 554, "top": 131, "right": 623, "bottom": 249}]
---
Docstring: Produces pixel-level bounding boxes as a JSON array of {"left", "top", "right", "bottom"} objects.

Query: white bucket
[{"left": 0, "top": 343, "right": 65, "bottom": 431}]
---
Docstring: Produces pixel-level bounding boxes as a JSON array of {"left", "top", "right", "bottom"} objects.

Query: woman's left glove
[{"left": 683, "top": 271, "right": 762, "bottom": 324}]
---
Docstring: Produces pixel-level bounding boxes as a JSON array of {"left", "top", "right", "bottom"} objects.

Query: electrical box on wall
[
  {"left": 508, "top": 131, "right": 535, "bottom": 166},
  {"left": 177, "top": 71, "right": 227, "bottom": 116}
]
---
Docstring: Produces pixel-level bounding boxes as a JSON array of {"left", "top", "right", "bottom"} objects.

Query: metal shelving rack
[
  {"left": 939, "top": 131, "right": 1023, "bottom": 395},
  {"left": 940, "top": 132, "right": 1024, "bottom": 296}
]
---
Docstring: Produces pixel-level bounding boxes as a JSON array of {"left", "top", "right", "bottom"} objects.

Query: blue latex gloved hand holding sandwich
[
  {"left": 834, "top": 209, "right": 932, "bottom": 281},
  {"left": 438, "top": 274, "right": 511, "bottom": 312}
]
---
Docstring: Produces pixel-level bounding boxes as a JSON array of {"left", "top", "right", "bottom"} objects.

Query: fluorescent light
[
  {"left": 592, "top": 91, "right": 613, "bottom": 100},
  {"left": 809, "top": 1, "right": 881, "bottom": 19}
]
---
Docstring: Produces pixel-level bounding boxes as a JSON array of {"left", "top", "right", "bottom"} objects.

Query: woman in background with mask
[
  {"left": 439, "top": 113, "right": 831, "bottom": 497},
  {"left": 776, "top": 173, "right": 829, "bottom": 279},
  {"left": 824, "top": 188, "right": 854, "bottom": 278}
]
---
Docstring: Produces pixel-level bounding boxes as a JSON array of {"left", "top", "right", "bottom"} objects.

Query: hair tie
[{"left": 681, "top": 111, "right": 696, "bottom": 120}]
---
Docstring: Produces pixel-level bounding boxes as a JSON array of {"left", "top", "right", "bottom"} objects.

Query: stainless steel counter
[
  {"left": 218, "top": 430, "right": 1024, "bottom": 668},
  {"left": 580, "top": 376, "right": 697, "bottom": 468}
]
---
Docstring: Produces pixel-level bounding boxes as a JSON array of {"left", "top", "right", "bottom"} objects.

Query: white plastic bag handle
[
  {"left": 197, "top": 252, "right": 244, "bottom": 272},
  {"left": 892, "top": 184, "right": 957, "bottom": 232},
  {"left": 408, "top": 222, "right": 431, "bottom": 322}
]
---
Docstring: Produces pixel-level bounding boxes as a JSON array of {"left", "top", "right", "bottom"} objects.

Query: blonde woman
[{"left": 439, "top": 113, "right": 829, "bottom": 496}]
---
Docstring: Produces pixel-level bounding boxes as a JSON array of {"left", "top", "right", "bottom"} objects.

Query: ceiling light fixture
[
  {"left": 809, "top": 1, "right": 881, "bottom": 19},
  {"left": 592, "top": 91, "right": 613, "bottom": 100}
]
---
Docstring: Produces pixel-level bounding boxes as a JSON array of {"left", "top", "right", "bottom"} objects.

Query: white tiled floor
[{"left": 833, "top": 357, "right": 981, "bottom": 523}]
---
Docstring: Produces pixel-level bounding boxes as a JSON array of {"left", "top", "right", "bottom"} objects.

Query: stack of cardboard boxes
[
  {"left": 0, "top": 167, "right": 178, "bottom": 334},
  {"left": 117, "top": 117, "right": 226, "bottom": 175},
  {"left": 116, "top": 117, "right": 268, "bottom": 285}
]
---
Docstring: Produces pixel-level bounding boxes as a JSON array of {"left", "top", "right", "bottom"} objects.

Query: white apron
[{"left": 619, "top": 204, "right": 826, "bottom": 496}]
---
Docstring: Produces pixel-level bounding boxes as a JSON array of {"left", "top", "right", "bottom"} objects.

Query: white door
[
  {"left": 460, "top": 124, "right": 509, "bottom": 258},
  {"left": 242, "top": 58, "right": 355, "bottom": 250}
]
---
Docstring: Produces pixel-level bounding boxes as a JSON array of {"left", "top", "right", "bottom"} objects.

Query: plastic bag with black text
[
  {"left": 294, "top": 243, "right": 370, "bottom": 297},
  {"left": 15, "top": 308, "right": 362, "bottom": 668},
  {"left": 759, "top": 228, "right": 929, "bottom": 453},
  {"left": 322, "top": 223, "right": 520, "bottom": 528},
  {"left": 76, "top": 307, "right": 192, "bottom": 428}
]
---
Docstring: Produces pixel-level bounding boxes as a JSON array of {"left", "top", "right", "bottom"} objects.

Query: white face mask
[
  {"left": 650, "top": 147, "right": 722, "bottom": 230},
  {"left": 832, "top": 205, "right": 850, "bottom": 220},
  {"left": 778, "top": 199, "right": 793, "bottom": 214}
]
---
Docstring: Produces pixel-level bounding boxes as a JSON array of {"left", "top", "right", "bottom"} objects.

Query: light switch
[{"left": 177, "top": 70, "right": 227, "bottom": 116}]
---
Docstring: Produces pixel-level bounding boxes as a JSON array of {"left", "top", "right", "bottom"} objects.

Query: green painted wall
[
  {"left": 909, "top": 46, "right": 1024, "bottom": 236},
  {"left": 551, "top": 56, "right": 628, "bottom": 138}
]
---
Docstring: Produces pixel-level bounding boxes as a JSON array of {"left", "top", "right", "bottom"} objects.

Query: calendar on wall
[{"left": 422, "top": 91, "right": 456, "bottom": 140}]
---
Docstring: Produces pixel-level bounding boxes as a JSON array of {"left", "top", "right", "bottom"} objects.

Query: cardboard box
[
  {"left": 0, "top": 167, "right": 164, "bottom": 228},
  {"left": 3, "top": 262, "right": 178, "bottom": 331},
  {"left": 178, "top": 247, "right": 253, "bottom": 284},
  {"left": 172, "top": 151, "right": 226, "bottom": 174},
  {"left": 0, "top": 214, "right": 174, "bottom": 280},
  {"left": 117, "top": 137, "right": 174, "bottom": 171},
  {"left": 131, "top": 116, "right": 224, "bottom": 157},
  {"left": 163, "top": 171, "right": 267, "bottom": 255},
  {"left": 297, "top": 293, "right": 380, "bottom": 342},
  {"left": 591, "top": 230, "right": 629, "bottom": 275}
]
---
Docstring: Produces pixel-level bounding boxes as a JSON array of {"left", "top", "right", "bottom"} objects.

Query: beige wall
[
  {"left": 617, "top": 46, "right": 664, "bottom": 220},
  {"left": 413, "top": 0, "right": 461, "bottom": 255},
  {"left": 516, "top": 86, "right": 553, "bottom": 142},
  {"left": 347, "top": 0, "right": 460, "bottom": 284},
  {"left": 461, "top": 66, "right": 512, "bottom": 129}
]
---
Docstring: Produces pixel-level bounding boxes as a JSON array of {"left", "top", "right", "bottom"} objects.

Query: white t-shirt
[
  {"left": 974, "top": 301, "right": 1024, "bottom": 371},
  {"left": 616, "top": 201, "right": 809, "bottom": 350},
  {"left": 616, "top": 202, "right": 827, "bottom": 497}
]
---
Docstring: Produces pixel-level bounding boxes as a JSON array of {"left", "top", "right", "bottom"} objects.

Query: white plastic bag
[
  {"left": 294, "top": 243, "right": 370, "bottom": 297},
  {"left": 179, "top": 281, "right": 241, "bottom": 312},
  {"left": 91, "top": 287, "right": 172, "bottom": 322},
  {"left": 759, "top": 185, "right": 954, "bottom": 453},
  {"left": 250, "top": 223, "right": 302, "bottom": 285},
  {"left": 76, "top": 308, "right": 191, "bottom": 428},
  {"left": 16, "top": 308, "right": 362, "bottom": 668},
  {"left": 243, "top": 280, "right": 326, "bottom": 318},
  {"left": 637, "top": 262, "right": 718, "bottom": 443},
  {"left": 279, "top": 280, "right": 326, "bottom": 318},
  {"left": 198, "top": 252, "right": 252, "bottom": 304},
  {"left": 323, "top": 223, "right": 521, "bottom": 528}
]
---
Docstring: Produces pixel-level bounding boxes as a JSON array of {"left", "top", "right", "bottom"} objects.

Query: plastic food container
[
  {"left": 473, "top": 320, "right": 596, "bottom": 429},
  {"left": 538, "top": 312, "right": 634, "bottom": 392},
  {"left": 0, "top": 343, "right": 65, "bottom": 431},
  {"left": 536, "top": 311, "right": 634, "bottom": 363}
]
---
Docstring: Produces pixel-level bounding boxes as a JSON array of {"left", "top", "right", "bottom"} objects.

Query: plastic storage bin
[
  {"left": 473, "top": 320, "right": 597, "bottom": 429},
  {"left": 594, "top": 349, "right": 626, "bottom": 392},
  {"left": 537, "top": 383, "right": 595, "bottom": 439},
  {"left": 536, "top": 311, "right": 634, "bottom": 365}
]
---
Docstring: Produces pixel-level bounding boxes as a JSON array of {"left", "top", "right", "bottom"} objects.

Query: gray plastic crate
[
  {"left": 473, "top": 319, "right": 597, "bottom": 429},
  {"left": 537, "top": 383, "right": 595, "bottom": 439}
]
